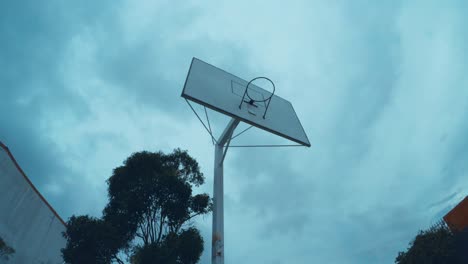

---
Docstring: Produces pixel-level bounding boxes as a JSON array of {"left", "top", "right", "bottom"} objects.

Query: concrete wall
[{"left": 0, "top": 142, "right": 66, "bottom": 264}]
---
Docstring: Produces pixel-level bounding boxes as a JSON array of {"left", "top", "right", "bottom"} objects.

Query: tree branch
[
  {"left": 157, "top": 213, "right": 165, "bottom": 243},
  {"left": 112, "top": 254, "right": 125, "bottom": 264}
]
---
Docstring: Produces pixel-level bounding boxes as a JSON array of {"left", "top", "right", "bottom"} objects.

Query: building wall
[
  {"left": 444, "top": 196, "right": 468, "bottom": 232},
  {"left": 0, "top": 143, "right": 66, "bottom": 264}
]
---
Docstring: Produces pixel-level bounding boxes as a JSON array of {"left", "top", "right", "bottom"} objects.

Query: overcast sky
[{"left": 2, "top": 0, "right": 468, "bottom": 263}]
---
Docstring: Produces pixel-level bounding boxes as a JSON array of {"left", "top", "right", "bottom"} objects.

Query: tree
[
  {"left": 0, "top": 236, "right": 15, "bottom": 261},
  {"left": 452, "top": 228, "right": 468, "bottom": 263},
  {"left": 395, "top": 221, "right": 468, "bottom": 264},
  {"left": 61, "top": 149, "right": 211, "bottom": 264},
  {"left": 130, "top": 228, "right": 204, "bottom": 264},
  {"left": 61, "top": 216, "right": 125, "bottom": 264},
  {"left": 104, "top": 149, "right": 210, "bottom": 263}
]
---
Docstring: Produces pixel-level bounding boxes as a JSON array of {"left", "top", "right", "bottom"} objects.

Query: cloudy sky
[{"left": 2, "top": 0, "right": 468, "bottom": 263}]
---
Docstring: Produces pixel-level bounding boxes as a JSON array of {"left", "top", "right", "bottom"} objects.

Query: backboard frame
[{"left": 181, "top": 57, "right": 311, "bottom": 147}]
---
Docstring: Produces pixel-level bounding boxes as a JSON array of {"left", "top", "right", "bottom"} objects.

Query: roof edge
[{"left": 0, "top": 140, "right": 67, "bottom": 227}]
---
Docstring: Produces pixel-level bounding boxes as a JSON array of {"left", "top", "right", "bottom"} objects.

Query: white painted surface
[
  {"left": 0, "top": 146, "right": 66, "bottom": 264},
  {"left": 182, "top": 58, "right": 310, "bottom": 146},
  {"left": 212, "top": 118, "right": 239, "bottom": 264}
]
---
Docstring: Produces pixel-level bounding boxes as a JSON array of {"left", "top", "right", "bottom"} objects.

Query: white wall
[{"left": 0, "top": 145, "right": 66, "bottom": 264}]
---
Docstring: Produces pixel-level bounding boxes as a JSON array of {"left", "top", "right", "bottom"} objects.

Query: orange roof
[
  {"left": 0, "top": 141, "right": 66, "bottom": 227},
  {"left": 443, "top": 196, "right": 468, "bottom": 232}
]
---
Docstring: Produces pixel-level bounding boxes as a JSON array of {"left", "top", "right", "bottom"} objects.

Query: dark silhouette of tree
[
  {"left": 452, "top": 228, "right": 468, "bottom": 263},
  {"left": 62, "top": 149, "right": 211, "bottom": 264},
  {"left": 61, "top": 216, "right": 124, "bottom": 264},
  {"left": 130, "top": 227, "right": 204, "bottom": 264},
  {"left": 395, "top": 221, "right": 468, "bottom": 264},
  {"left": 0, "top": 236, "right": 15, "bottom": 261}
]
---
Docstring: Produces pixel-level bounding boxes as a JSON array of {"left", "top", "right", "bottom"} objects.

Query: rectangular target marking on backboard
[
  {"left": 231, "top": 80, "right": 267, "bottom": 117},
  {"left": 231, "top": 80, "right": 267, "bottom": 104},
  {"left": 181, "top": 57, "right": 310, "bottom": 147}
]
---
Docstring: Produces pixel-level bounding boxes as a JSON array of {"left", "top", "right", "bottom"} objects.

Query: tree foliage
[
  {"left": 62, "top": 149, "right": 211, "bottom": 264},
  {"left": 130, "top": 227, "right": 204, "bottom": 264},
  {"left": 61, "top": 216, "right": 124, "bottom": 264},
  {"left": 395, "top": 221, "right": 468, "bottom": 264},
  {"left": 0, "top": 236, "right": 15, "bottom": 261}
]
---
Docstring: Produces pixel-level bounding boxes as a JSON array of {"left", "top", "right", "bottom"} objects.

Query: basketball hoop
[
  {"left": 238, "top": 77, "right": 275, "bottom": 119},
  {"left": 181, "top": 57, "right": 310, "bottom": 264}
]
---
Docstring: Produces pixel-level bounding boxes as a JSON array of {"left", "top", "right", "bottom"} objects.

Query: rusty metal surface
[{"left": 444, "top": 196, "right": 468, "bottom": 232}]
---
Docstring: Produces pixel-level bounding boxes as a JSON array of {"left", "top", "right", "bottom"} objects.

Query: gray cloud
[
  {"left": 0, "top": 0, "right": 123, "bottom": 216},
  {"left": 2, "top": 1, "right": 468, "bottom": 263}
]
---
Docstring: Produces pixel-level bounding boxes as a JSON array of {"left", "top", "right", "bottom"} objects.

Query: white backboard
[{"left": 182, "top": 58, "right": 310, "bottom": 147}]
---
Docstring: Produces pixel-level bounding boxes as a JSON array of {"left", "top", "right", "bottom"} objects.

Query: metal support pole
[{"left": 212, "top": 118, "right": 240, "bottom": 264}]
